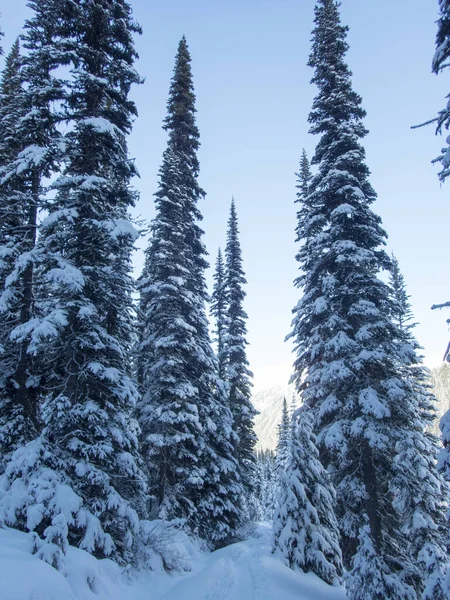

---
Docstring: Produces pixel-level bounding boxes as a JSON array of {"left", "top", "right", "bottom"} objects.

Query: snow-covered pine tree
[
  {"left": 249, "top": 449, "right": 277, "bottom": 521},
  {"left": 388, "top": 254, "right": 417, "bottom": 336},
  {"left": 290, "top": 392, "right": 298, "bottom": 416},
  {"left": 276, "top": 397, "right": 291, "bottom": 473},
  {"left": 388, "top": 257, "right": 450, "bottom": 598},
  {"left": 137, "top": 38, "right": 243, "bottom": 545},
  {"left": 346, "top": 525, "right": 414, "bottom": 600},
  {"left": 211, "top": 247, "right": 227, "bottom": 379},
  {"left": 395, "top": 459, "right": 450, "bottom": 597},
  {"left": 273, "top": 397, "right": 291, "bottom": 522},
  {"left": 290, "top": 0, "right": 394, "bottom": 565},
  {"left": 272, "top": 408, "right": 342, "bottom": 586},
  {"left": 289, "top": 1, "right": 448, "bottom": 595},
  {"left": 296, "top": 149, "right": 312, "bottom": 204},
  {"left": 224, "top": 198, "right": 257, "bottom": 494},
  {"left": 0, "top": 0, "right": 148, "bottom": 568},
  {"left": 260, "top": 450, "right": 278, "bottom": 520},
  {"left": 0, "top": 39, "right": 38, "bottom": 468},
  {"left": 0, "top": 1, "right": 66, "bottom": 468},
  {"left": 248, "top": 453, "right": 265, "bottom": 521},
  {"left": 432, "top": 0, "right": 450, "bottom": 181},
  {"left": 293, "top": 149, "right": 312, "bottom": 256}
]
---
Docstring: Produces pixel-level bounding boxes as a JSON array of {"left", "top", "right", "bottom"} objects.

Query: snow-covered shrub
[{"left": 138, "top": 519, "right": 199, "bottom": 572}]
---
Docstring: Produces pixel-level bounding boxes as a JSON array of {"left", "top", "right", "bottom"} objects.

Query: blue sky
[{"left": 1, "top": 1, "right": 449, "bottom": 389}]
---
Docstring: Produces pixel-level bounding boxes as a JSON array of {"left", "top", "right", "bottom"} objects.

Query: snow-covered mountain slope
[
  {"left": 252, "top": 364, "right": 449, "bottom": 451},
  {"left": 252, "top": 384, "right": 297, "bottom": 451},
  {"left": 0, "top": 524, "right": 346, "bottom": 600}
]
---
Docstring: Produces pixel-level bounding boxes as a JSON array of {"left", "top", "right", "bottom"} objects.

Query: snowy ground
[{"left": 0, "top": 523, "right": 346, "bottom": 600}]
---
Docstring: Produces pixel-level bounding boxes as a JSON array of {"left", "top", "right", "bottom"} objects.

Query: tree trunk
[
  {"left": 14, "top": 169, "right": 39, "bottom": 433},
  {"left": 362, "top": 448, "right": 382, "bottom": 552}
]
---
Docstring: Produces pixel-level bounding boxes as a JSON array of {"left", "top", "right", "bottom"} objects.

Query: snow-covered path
[
  {"left": 0, "top": 523, "right": 346, "bottom": 600},
  {"left": 158, "top": 523, "right": 345, "bottom": 600}
]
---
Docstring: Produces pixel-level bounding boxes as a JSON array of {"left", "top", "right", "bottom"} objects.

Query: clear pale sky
[{"left": 1, "top": 1, "right": 449, "bottom": 391}]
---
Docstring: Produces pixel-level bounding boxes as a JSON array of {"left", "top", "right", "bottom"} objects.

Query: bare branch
[{"left": 411, "top": 117, "right": 439, "bottom": 129}]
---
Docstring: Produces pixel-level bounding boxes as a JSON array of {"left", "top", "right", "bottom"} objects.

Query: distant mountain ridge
[
  {"left": 251, "top": 365, "right": 450, "bottom": 451},
  {"left": 252, "top": 384, "right": 298, "bottom": 451}
]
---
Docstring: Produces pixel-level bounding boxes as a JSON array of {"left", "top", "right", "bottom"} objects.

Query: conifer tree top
[
  {"left": 212, "top": 247, "right": 226, "bottom": 302},
  {"left": 0, "top": 39, "right": 20, "bottom": 100},
  {"left": 164, "top": 36, "right": 200, "bottom": 172},
  {"left": 225, "top": 198, "right": 247, "bottom": 293},
  {"left": 211, "top": 246, "right": 227, "bottom": 379},
  {"left": 389, "top": 253, "right": 417, "bottom": 335},
  {"left": 309, "top": 0, "right": 367, "bottom": 152},
  {"left": 306, "top": 0, "right": 380, "bottom": 228},
  {"left": 296, "top": 149, "right": 312, "bottom": 203}
]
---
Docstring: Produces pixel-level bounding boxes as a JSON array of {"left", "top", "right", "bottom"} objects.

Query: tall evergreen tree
[
  {"left": 296, "top": 148, "right": 312, "bottom": 203},
  {"left": 0, "top": 0, "right": 148, "bottom": 568},
  {"left": 0, "top": 0, "right": 67, "bottom": 468},
  {"left": 249, "top": 450, "right": 277, "bottom": 521},
  {"left": 137, "top": 38, "right": 243, "bottom": 545},
  {"left": 289, "top": 1, "right": 449, "bottom": 595},
  {"left": 276, "top": 397, "right": 291, "bottom": 473},
  {"left": 272, "top": 408, "right": 343, "bottom": 586},
  {"left": 224, "top": 198, "right": 257, "bottom": 494},
  {"left": 0, "top": 39, "right": 35, "bottom": 468},
  {"left": 210, "top": 247, "right": 227, "bottom": 379},
  {"left": 388, "top": 255, "right": 450, "bottom": 598},
  {"left": 388, "top": 254, "right": 417, "bottom": 336},
  {"left": 293, "top": 149, "right": 312, "bottom": 275},
  {"left": 289, "top": 392, "right": 298, "bottom": 417},
  {"left": 432, "top": 0, "right": 450, "bottom": 181}
]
